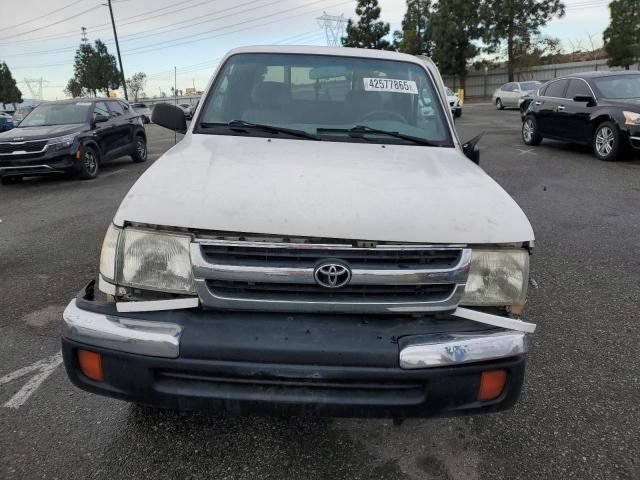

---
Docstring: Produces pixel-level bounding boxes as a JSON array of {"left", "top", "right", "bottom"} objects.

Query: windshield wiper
[
  {"left": 200, "top": 120, "right": 320, "bottom": 141},
  {"left": 347, "top": 125, "right": 437, "bottom": 146}
]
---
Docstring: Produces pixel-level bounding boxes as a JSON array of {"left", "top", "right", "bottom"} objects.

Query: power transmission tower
[
  {"left": 23, "top": 78, "right": 48, "bottom": 100},
  {"left": 317, "top": 12, "right": 347, "bottom": 47}
]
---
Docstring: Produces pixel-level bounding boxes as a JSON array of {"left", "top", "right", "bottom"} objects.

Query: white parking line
[
  {"left": 101, "top": 168, "right": 126, "bottom": 178},
  {"left": 0, "top": 352, "right": 63, "bottom": 409}
]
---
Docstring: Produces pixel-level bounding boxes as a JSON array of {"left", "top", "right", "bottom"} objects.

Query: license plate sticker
[{"left": 363, "top": 78, "right": 418, "bottom": 94}]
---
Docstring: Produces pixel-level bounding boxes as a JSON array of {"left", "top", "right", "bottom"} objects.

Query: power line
[
  {"left": 7, "top": 4, "right": 100, "bottom": 39},
  {"left": 2, "top": 0, "right": 88, "bottom": 32}
]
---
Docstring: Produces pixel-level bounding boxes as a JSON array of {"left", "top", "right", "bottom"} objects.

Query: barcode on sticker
[{"left": 363, "top": 78, "right": 418, "bottom": 94}]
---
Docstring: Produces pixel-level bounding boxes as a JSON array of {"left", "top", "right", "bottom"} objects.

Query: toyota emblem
[{"left": 314, "top": 262, "right": 352, "bottom": 289}]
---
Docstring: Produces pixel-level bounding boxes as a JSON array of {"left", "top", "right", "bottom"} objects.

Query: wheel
[
  {"left": 77, "top": 145, "right": 99, "bottom": 179},
  {"left": 1, "top": 175, "right": 22, "bottom": 185},
  {"left": 454, "top": 109, "right": 462, "bottom": 118},
  {"left": 132, "top": 135, "right": 148, "bottom": 163},
  {"left": 522, "top": 115, "right": 543, "bottom": 146},
  {"left": 496, "top": 98, "right": 504, "bottom": 110},
  {"left": 593, "top": 121, "right": 623, "bottom": 161}
]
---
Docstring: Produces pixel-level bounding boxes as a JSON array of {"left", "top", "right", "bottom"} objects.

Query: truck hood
[{"left": 114, "top": 134, "right": 534, "bottom": 244}]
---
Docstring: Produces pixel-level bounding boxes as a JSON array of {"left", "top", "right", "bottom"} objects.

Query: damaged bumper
[{"left": 61, "top": 282, "right": 530, "bottom": 418}]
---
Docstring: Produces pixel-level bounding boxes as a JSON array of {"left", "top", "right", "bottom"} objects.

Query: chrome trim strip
[
  {"left": 191, "top": 244, "right": 471, "bottom": 285},
  {"left": 194, "top": 239, "right": 466, "bottom": 250},
  {"left": 630, "top": 136, "right": 640, "bottom": 141},
  {"left": 62, "top": 299, "right": 182, "bottom": 358},
  {"left": 0, "top": 164, "right": 57, "bottom": 171},
  {"left": 194, "top": 279, "right": 465, "bottom": 313},
  {"left": 399, "top": 331, "right": 527, "bottom": 369}
]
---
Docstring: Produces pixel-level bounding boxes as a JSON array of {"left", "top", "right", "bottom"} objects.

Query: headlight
[
  {"left": 48, "top": 134, "right": 78, "bottom": 150},
  {"left": 462, "top": 249, "right": 529, "bottom": 306},
  {"left": 117, "top": 228, "right": 194, "bottom": 294},
  {"left": 99, "top": 226, "right": 194, "bottom": 294},
  {"left": 623, "top": 111, "right": 640, "bottom": 126}
]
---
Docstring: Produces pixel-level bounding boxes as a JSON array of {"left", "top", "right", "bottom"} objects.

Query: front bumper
[
  {"left": 0, "top": 153, "right": 76, "bottom": 176},
  {"left": 61, "top": 283, "right": 529, "bottom": 418}
]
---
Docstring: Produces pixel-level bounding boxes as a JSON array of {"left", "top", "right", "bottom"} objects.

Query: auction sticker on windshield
[{"left": 363, "top": 78, "right": 418, "bottom": 94}]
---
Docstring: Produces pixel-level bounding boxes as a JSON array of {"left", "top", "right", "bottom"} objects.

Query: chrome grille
[{"left": 191, "top": 240, "right": 471, "bottom": 314}]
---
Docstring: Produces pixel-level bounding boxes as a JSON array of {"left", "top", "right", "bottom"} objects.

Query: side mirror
[
  {"left": 573, "top": 95, "right": 595, "bottom": 105},
  {"left": 463, "top": 133, "right": 483, "bottom": 165},
  {"left": 152, "top": 103, "right": 187, "bottom": 134},
  {"left": 94, "top": 114, "right": 109, "bottom": 124}
]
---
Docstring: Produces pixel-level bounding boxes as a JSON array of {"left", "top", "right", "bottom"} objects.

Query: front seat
[{"left": 243, "top": 81, "right": 293, "bottom": 124}]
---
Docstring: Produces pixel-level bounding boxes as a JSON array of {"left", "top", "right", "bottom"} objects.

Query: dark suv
[
  {"left": 521, "top": 71, "right": 640, "bottom": 161},
  {"left": 0, "top": 98, "right": 147, "bottom": 184}
]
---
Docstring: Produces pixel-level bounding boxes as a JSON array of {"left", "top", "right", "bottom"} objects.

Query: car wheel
[
  {"left": 593, "top": 121, "right": 622, "bottom": 161},
  {"left": 132, "top": 135, "right": 148, "bottom": 163},
  {"left": 496, "top": 98, "right": 504, "bottom": 110},
  {"left": 522, "top": 116, "right": 542, "bottom": 146},
  {"left": 77, "top": 145, "right": 99, "bottom": 179},
  {"left": 454, "top": 109, "right": 462, "bottom": 118}
]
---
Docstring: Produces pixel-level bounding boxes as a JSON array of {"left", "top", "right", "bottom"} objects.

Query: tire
[
  {"left": 132, "top": 135, "right": 148, "bottom": 163},
  {"left": 454, "top": 109, "right": 462, "bottom": 118},
  {"left": 77, "top": 145, "right": 99, "bottom": 179},
  {"left": 593, "top": 121, "right": 623, "bottom": 161},
  {"left": 496, "top": 98, "right": 504, "bottom": 110},
  {"left": 522, "top": 115, "right": 543, "bottom": 146}
]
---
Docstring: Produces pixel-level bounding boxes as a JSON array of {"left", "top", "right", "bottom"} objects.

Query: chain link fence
[{"left": 441, "top": 59, "right": 640, "bottom": 98}]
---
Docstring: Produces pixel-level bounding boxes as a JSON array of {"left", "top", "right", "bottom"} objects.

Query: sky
[{"left": 0, "top": 0, "right": 611, "bottom": 101}]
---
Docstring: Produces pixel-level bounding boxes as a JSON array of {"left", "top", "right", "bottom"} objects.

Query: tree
[
  {"left": 603, "top": 0, "right": 640, "bottom": 70},
  {"left": 0, "top": 62, "right": 23, "bottom": 110},
  {"left": 511, "top": 36, "right": 562, "bottom": 73},
  {"left": 64, "top": 78, "right": 85, "bottom": 98},
  {"left": 430, "top": 0, "right": 481, "bottom": 90},
  {"left": 68, "top": 39, "right": 121, "bottom": 97},
  {"left": 126, "top": 72, "right": 146, "bottom": 101},
  {"left": 393, "top": 0, "right": 433, "bottom": 55},
  {"left": 481, "top": 0, "right": 565, "bottom": 81},
  {"left": 342, "top": 0, "right": 392, "bottom": 50}
]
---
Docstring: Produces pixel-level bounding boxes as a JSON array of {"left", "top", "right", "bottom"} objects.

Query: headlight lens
[
  {"left": 48, "top": 134, "right": 77, "bottom": 150},
  {"left": 117, "top": 228, "right": 194, "bottom": 294},
  {"left": 462, "top": 249, "right": 529, "bottom": 306},
  {"left": 623, "top": 111, "right": 640, "bottom": 126},
  {"left": 99, "top": 224, "right": 121, "bottom": 282}
]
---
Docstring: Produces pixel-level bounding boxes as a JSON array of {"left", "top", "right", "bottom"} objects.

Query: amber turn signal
[
  {"left": 78, "top": 350, "right": 104, "bottom": 382},
  {"left": 478, "top": 369, "right": 507, "bottom": 401}
]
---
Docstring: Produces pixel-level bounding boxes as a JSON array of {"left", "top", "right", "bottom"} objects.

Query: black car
[
  {"left": 521, "top": 71, "right": 640, "bottom": 161},
  {"left": 0, "top": 98, "right": 147, "bottom": 184}
]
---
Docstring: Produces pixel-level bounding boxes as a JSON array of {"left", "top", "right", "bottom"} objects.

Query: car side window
[
  {"left": 108, "top": 101, "right": 125, "bottom": 116},
  {"left": 502, "top": 83, "right": 513, "bottom": 92},
  {"left": 118, "top": 101, "right": 130, "bottom": 113},
  {"left": 93, "top": 102, "right": 110, "bottom": 120},
  {"left": 565, "top": 79, "right": 592, "bottom": 99},
  {"left": 544, "top": 80, "right": 569, "bottom": 98}
]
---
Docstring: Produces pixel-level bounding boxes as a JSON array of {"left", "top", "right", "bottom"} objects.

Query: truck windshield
[
  {"left": 19, "top": 103, "right": 90, "bottom": 127},
  {"left": 197, "top": 53, "right": 453, "bottom": 146}
]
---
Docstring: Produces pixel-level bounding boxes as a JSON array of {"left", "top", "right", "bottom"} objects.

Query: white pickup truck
[{"left": 62, "top": 46, "right": 535, "bottom": 419}]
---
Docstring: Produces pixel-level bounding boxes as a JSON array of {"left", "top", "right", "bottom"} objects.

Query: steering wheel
[{"left": 356, "top": 110, "right": 408, "bottom": 124}]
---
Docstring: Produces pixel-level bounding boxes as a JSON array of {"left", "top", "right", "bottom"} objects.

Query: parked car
[
  {"left": 522, "top": 71, "right": 640, "bottom": 161},
  {"left": 0, "top": 112, "right": 14, "bottom": 131},
  {"left": 184, "top": 101, "right": 199, "bottom": 119},
  {"left": 493, "top": 81, "right": 542, "bottom": 110},
  {"left": 131, "top": 102, "right": 152, "bottom": 124},
  {"left": 61, "top": 46, "right": 535, "bottom": 420},
  {"left": 446, "top": 87, "right": 462, "bottom": 117},
  {"left": 0, "top": 98, "right": 147, "bottom": 184}
]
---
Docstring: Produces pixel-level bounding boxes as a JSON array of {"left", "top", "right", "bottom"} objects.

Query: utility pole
[{"left": 107, "top": 0, "right": 128, "bottom": 100}]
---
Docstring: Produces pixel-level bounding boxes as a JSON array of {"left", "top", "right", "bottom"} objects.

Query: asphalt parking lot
[{"left": 1, "top": 106, "right": 639, "bottom": 480}]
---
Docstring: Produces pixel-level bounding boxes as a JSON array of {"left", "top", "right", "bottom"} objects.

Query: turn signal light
[
  {"left": 478, "top": 370, "right": 506, "bottom": 401},
  {"left": 78, "top": 350, "right": 104, "bottom": 382}
]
